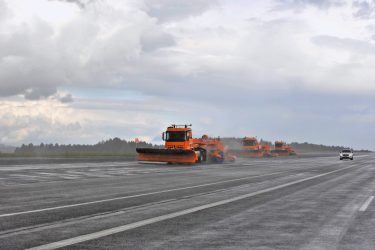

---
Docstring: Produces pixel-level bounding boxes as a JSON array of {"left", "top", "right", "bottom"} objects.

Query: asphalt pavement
[{"left": 0, "top": 154, "right": 374, "bottom": 249}]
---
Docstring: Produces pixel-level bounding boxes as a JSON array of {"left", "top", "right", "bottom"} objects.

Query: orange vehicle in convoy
[
  {"left": 194, "top": 135, "right": 236, "bottom": 163},
  {"left": 136, "top": 125, "right": 235, "bottom": 164},
  {"left": 260, "top": 144, "right": 273, "bottom": 157},
  {"left": 234, "top": 137, "right": 273, "bottom": 158},
  {"left": 271, "top": 141, "right": 296, "bottom": 156}
]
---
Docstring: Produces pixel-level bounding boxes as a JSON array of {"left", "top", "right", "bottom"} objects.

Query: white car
[{"left": 340, "top": 149, "right": 353, "bottom": 160}]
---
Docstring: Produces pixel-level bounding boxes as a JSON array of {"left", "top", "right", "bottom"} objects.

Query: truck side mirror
[{"left": 162, "top": 132, "right": 165, "bottom": 141}]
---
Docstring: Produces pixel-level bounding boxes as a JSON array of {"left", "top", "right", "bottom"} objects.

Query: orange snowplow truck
[
  {"left": 239, "top": 137, "right": 273, "bottom": 158},
  {"left": 136, "top": 125, "right": 236, "bottom": 164},
  {"left": 194, "top": 135, "right": 236, "bottom": 163},
  {"left": 271, "top": 141, "right": 296, "bottom": 156}
]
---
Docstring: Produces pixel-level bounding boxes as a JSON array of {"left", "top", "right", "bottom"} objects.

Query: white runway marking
[
  {"left": 0, "top": 171, "right": 287, "bottom": 218},
  {"left": 359, "top": 196, "right": 374, "bottom": 212},
  {"left": 26, "top": 165, "right": 355, "bottom": 250},
  {"left": 0, "top": 162, "right": 139, "bottom": 171},
  {"left": 1, "top": 166, "right": 182, "bottom": 185}
]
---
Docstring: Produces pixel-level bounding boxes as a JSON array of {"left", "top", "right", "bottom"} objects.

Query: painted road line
[
  {"left": 0, "top": 171, "right": 287, "bottom": 218},
  {"left": 359, "top": 196, "right": 374, "bottom": 212},
  {"left": 0, "top": 162, "right": 139, "bottom": 171},
  {"left": 26, "top": 165, "right": 355, "bottom": 250},
  {"left": 0, "top": 199, "right": 178, "bottom": 238}
]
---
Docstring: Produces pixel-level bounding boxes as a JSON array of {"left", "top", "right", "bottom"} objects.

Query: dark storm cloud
[
  {"left": 353, "top": 0, "right": 375, "bottom": 19},
  {"left": 144, "top": 0, "right": 218, "bottom": 22},
  {"left": 275, "top": 0, "right": 344, "bottom": 9}
]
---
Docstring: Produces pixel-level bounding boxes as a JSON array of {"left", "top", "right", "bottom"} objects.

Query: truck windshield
[
  {"left": 275, "top": 143, "right": 283, "bottom": 148},
  {"left": 165, "top": 131, "right": 187, "bottom": 142},
  {"left": 243, "top": 140, "right": 257, "bottom": 146}
]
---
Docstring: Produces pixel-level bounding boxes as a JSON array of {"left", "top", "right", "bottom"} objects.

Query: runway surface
[{"left": 0, "top": 154, "right": 374, "bottom": 249}]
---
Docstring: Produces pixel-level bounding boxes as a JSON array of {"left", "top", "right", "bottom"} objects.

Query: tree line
[
  {"left": 289, "top": 142, "right": 369, "bottom": 153},
  {"left": 221, "top": 138, "right": 362, "bottom": 153},
  {"left": 14, "top": 138, "right": 158, "bottom": 156},
  {"left": 9, "top": 137, "right": 371, "bottom": 157}
]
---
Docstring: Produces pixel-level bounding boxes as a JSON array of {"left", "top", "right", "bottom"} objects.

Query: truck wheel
[
  {"left": 216, "top": 152, "right": 224, "bottom": 164},
  {"left": 340, "top": 157, "right": 342, "bottom": 160},
  {"left": 202, "top": 149, "right": 207, "bottom": 162},
  {"left": 196, "top": 148, "right": 206, "bottom": 163},
  {"left": 196, "top": 153, "right": 202, "bottom": 163},
  {"left": 351, "top": 157, "right": 353, "bottom": 160},
  {"left": 197, "top": 149, "right": 203, "bottom": 163},
  {"left": 199, "top": 152, "right": 204, "bottom": 163}
]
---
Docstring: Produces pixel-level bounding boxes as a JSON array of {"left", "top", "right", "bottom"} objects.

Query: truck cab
[{"left": 163, "top": 125, "right": 194, "bottom": 150}]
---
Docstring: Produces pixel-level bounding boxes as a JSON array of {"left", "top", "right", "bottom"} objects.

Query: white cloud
[
  {"left": 0, "top": 0, "right": 180, "bottom": 100},
  {"left": 0, "top": 99, "right": 84, "bottom": 144},
  {"left": 0, "top": 97, "right": 170, "bottom": 145},
  {"left": 353, "top": 0, "right": 375, "bottom": 19},
  {"left": 2, "top": 0, "right": 375, "bottom": 100},
  {"left": 0, "top": 0, "right": 10, "bottom": 21},
  {"left": 48, "top": 0, "right": 90, "bottom": 9},
  {"left": 144, "top": 0, "right": 219, "bottom": 22},
  {"left": 275, "top": 0, "right": 345, "bottom": 9},
  {"left": 1, "top": 0, "right": 375, "bottom": 149}
]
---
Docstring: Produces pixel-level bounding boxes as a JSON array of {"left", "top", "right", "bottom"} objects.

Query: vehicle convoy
[
  {"left": 271, "top": 141, "right": 296, "bottom": 156},
  {"left": 340, "top": 148, "right": 354, "bottom": 160},
  {"left": 136, "top": 125, "right": 236, "bottom": 164},
  {"left": 235, "top": 137, "right": 273, "bottom": 158}
]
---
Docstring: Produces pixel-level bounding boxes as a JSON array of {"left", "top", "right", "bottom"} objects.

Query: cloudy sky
[{"left": 1, "top": 0, "right": 375, "bottom": 149}]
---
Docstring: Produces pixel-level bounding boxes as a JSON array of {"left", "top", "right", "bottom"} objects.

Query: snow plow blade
[{"left": 136, "top": 148, "right": 197, "bottom": 164}]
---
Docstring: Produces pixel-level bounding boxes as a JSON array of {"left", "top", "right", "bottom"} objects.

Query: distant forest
[
  {"left": 289, "top": 142, "right": 370, "bottom": 153},
  {"left": 289, "top": 142, "right": 346, "bottom": 153},
  {"left": 221, "top": 138, "right": 370, "bottom": 153},
  {"left": 2, "top": 137, "right": 370, "bottom": 157},
  {"left": 13, "top": 138, "right": 158, "bottom": 156}
]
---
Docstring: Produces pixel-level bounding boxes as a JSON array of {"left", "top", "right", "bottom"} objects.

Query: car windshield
[
  {"left": 165, "top": 131, "right": 187, "bottom": 142},
  {"left": 342, "top": 149, "right": 352, "bottom": 153}
]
